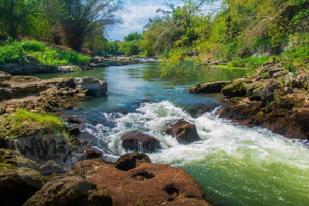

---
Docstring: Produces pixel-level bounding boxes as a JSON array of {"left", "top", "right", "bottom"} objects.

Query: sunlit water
[{"left": 35, "top": 64, "right": 309, "bottom": 206}]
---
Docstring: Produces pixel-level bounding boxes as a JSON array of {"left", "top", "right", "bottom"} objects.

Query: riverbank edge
[{"left": 189, "top": 62, "right": 309, "bottom": 141}]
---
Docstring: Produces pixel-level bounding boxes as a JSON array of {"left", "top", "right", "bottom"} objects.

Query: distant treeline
[{"left": 109, "top": 0, "right": 308, "bottom": 71}]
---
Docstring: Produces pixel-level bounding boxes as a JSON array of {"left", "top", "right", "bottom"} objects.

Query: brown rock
[
  {"left": 116, "top": 153, "right": 151, "bottom": 171},
  {"left": 121, "top": 131, "right": 161, "bottom": 152},
  {"left": 23, "top": 176, "right": 112, "bottom": 206},
  {"left": 166, "top": 120, "right": 200, "bottom": 144},
  {"left": 72, "top": 160, "right": 210, "bottom": 206}
]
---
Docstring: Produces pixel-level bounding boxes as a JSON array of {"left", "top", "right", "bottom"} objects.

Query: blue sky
[
  {"left": 106, "top": 0, "right": 222, "bottom": 41},
  {"left": 106, "top": 0, "right": 172, "bottom": 40}
]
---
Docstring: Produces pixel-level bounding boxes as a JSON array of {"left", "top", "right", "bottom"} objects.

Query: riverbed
[{"left": 35, "top": 63, "right": 309, "bottom": 206}]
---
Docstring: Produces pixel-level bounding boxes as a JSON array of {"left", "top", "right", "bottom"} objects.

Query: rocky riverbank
[
  {"left": 0, "top": 71, "right": 211, "bottom": 205},
  {"left": 0, "top": 71, "right": 107, "bottom": 114},
  {"left": 190, "top": 63, "right": 309, "bottom": 140}
]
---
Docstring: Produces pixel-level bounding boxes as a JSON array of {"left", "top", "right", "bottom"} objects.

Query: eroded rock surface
[{"left": 69, "top": 159, "right": 210, "bottom": 206}]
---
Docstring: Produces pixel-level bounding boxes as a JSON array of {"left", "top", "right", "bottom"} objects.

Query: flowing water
[{"left": 36, "top": 64, "right": 309, "bottom": 206}]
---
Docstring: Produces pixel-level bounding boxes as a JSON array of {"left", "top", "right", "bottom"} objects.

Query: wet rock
[
  {"left": 121, "top": 131, "right": 161, "bottom": 152},
  {"left": 82, "top": 147, "right": 103, "bottom": 160},
  {"left": 189, "top": 81, "right": 231, "bottom": 94},
  {"left": 0, "top": 167, "right": 44, "bottom": 206},
  {"left": 116, "top": 153, "right": 151, "bottom": 171},
  {"left": 66, "top": 115, "right": 84, "bottom": 124},
  {"left": 74, "top": 77, "right": 107, "bottom": 97},
  {"left": 221, "top": 81, "right": 247, "bottom": 97},
  {"left": 24, "top": 176, "right": 112, "bottom": 206},
  {"left": 166, "top": 120, "right": 200, "bottom": 144},
  {"left": 39, "top": 160, "right": 64, "bottom": 176},
  {"left": 71, "top": 159, "right": 210, "bottom": 206}
]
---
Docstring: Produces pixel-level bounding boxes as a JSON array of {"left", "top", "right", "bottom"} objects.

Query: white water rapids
[{"left": 83, "top": 101, "right": 309, "bottom": 206}]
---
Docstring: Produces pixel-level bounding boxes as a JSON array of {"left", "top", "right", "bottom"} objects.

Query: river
[{"left": 35, "top": 63, "right": 309, "bottom": 206}]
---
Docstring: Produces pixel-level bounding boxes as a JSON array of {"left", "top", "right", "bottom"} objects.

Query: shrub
[{"left": 0, "top": 40, "right": 90, "bottom": 65}]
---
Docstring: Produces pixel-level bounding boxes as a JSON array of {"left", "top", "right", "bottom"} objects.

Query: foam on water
[{"left": 84, "top": 101, "right": 309, "bottom": 206}]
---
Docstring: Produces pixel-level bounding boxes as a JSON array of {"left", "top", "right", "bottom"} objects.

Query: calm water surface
[{"left": 35, "top": 63, "right": 309, "bottom": 206}]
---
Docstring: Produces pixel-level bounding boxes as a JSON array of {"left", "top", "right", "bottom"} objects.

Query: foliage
[
  {"left": 118, "top": 32, "right": 143, "bottom": 56},
  {"left": 0, "top": 40, "right": 90, "bottom": 65},
  {"left": 0, "top": 109, "right": 65, "bottom": 139}
]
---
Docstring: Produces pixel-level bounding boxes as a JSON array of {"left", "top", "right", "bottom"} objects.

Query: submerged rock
[
  {"left": 121, "top": 131, "right": 161, "bottom": 152},
  {"left": 116, "top": 153, "right": 151, "bottom": 171},
  {"left": 189, "top": 81, "right": 231, "bottom": 94},
  {"left": 166, "top": 120, "right": 200, "bottom": 144},
  {"left": 24, "top": 176, "right": 112, "bottom": 206},
  {"left": 74, "top": 77, "right": 107, "bottom": 97},
  {"left": 70, "top": 159, "right": 210, "bottom": 206}
]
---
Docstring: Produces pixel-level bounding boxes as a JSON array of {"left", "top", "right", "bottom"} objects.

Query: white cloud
[{"left": 107, "top": 0, "right": 167, "bottom": 40}]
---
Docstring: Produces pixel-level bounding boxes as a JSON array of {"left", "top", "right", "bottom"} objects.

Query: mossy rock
[
  {"left": 0, "top": 109, "right": 66, "bottom": 141},
  {"left": 221, "top": 81, "right": 247, "bottom": 97}
]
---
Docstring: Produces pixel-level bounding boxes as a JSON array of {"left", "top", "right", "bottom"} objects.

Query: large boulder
[
  {"left": 74, "top": 77, "right": 107, "bottom": 97},
  {"left": 0, "top": 167, "right": 44, "bottom": 206},
  {"left": 121, "top": 131, "right": 161, "bottom": 152},
  {"left": 24, "top": 176, "right": 112, "bottom": 206},
  {"left": 166, "top": 120, "right": 200, "bottom": 144},
  {"left": 189, "top": 81, "right": 231, "bottom": 94},
  {"left": 70, "top": 159, "right": 210, "bottom": 206},
  {"left": 116, "top": 153, "right": 151, "bottom": 171}
]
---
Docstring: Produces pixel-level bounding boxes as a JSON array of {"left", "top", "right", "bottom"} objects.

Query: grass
[
  {"left": 0, "top": 40, "right": 90, "bottom": 66},
  {"left": 0, "top": 109, "right": 65, "bottom": 139}
]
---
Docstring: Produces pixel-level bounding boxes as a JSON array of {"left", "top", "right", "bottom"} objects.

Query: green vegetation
[
  {"left": 0, "top": 109, "right": 65, "bottom": 139},
  {"left": 0, "top": 0, "right": 119, "bottom": 54},
  {"left": 0, "top": 40, "right": 90, "bottom": 65},
  {"left": 102, "top": 0, "right": 308, "bottom": 81}
]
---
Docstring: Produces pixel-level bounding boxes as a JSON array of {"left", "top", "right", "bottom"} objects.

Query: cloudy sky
[{"left": 106, "top": 0, "right": 221, "bottom": 40}]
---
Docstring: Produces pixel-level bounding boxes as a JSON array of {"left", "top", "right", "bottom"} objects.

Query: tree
[
  {"left": 0, "top": 0, "right": 41, "bottom": 39},
  {"left": 58, "top": 0, "right": 120, "bottom": 51}
]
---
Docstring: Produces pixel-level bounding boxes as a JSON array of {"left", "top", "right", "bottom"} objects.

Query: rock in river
[
  {"left": 121, "top": 131, "right": 161, "bottom": 152},
  {"left": 166, "top": 120, "right": 200, "bottom": 144},
  {"left": 189, "top": 81, "right": 231, "bottom": 94},
  {"left": 74, "top": 77, "right": 107, "bottom": 97},
  {"left": 116, "top": 152, "right": 151, "bottom": 171}
]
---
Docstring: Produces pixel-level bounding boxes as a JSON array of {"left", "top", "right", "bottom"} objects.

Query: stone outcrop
[
  {"left": 0, "top": 73, "right": 107, "bottom": 113},
  {"left": 189, "top": 81, "right": 231, "bottom": 94},
  {"left": 166, "top": 120, "right": 200, "bottom": 144},
  {"left": 193, "top": 62, "right": 309, "bottom": 140},
  {"left": 121, "top": 131, "right": 161, "bottom": 152},
  {"left": 69, "top": 159, "right": 210, "bottom": 206}
]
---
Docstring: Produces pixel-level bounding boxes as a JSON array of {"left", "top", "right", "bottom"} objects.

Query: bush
[
  {"left": 0, "top": 40, "right": 90, "bottom": 65},
  {"left": 229, "top": 56, "right": 270, "bottom": 68}
]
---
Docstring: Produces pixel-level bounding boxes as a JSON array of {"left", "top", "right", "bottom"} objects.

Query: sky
[{"left": 106, "top": 0, "right": 222, "bottom": 41}]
